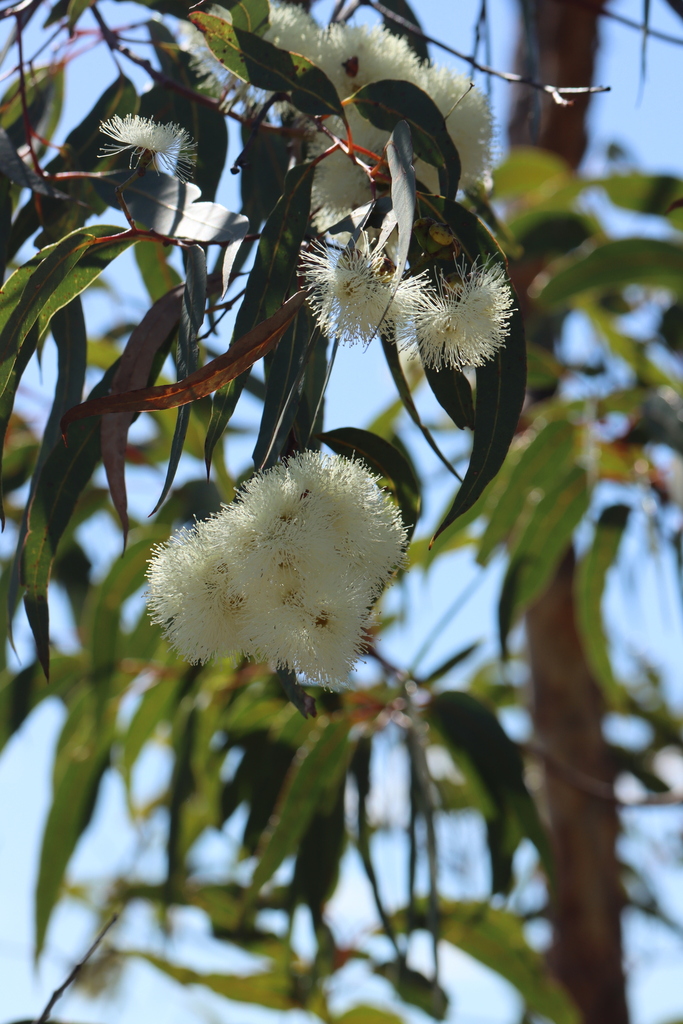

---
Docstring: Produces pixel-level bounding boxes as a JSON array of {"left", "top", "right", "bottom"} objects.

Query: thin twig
[
  {"left": 553, "top": 0, "right": 683, "bottom": 46},
  {"left": 366, "top": 0, "right": 610, "bottom": 106},
  {"left": 231, "top": 92, "right": 285, "bottom": 173},
  {"left": 530, "top": 742, "right": 683, "bottom": 806},
  {"left": 15, "top": 15, "right": 42, "bottom": 173},
  {"left": 32, "top": 914, "right": 119, "bottom": 1024}
]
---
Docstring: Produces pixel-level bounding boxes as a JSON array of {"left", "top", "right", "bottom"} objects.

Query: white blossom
[
  {"left": 98, "top": 115, "right": 197, "bottom": 182},
  {"left": 145, "top": 452, "right": 407, "bottom": 687},
  {"left": 404, "top": 261, "right": 514, "bottom": 370},
  {"left": 267, "top": 4, "right": 494, "bottom": 229},
  {"left": 183, "top": 23, "right": 252, "bottom": 108},
  {"left": 301, "top": 235, "right": 424, "bottom": 346}
]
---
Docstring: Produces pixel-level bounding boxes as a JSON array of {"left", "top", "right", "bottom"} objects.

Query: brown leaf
[
  {"left": 62, "top": 289, "right": 307, "bottom": 436},
  {"left": 101, "top": 284, "right": 184, "bottom": 541}
]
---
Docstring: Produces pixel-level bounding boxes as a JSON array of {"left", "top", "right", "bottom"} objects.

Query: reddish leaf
[
  {"left": 61, "top": 290, "right": 307, "bottom": 433},
  {"left": 101, "top": 284, "right": 184, "bottom": 540}
]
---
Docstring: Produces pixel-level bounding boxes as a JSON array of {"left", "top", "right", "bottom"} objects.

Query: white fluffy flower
[
  {"left": 302, "top": 235, "right": 424, "bottom": 346},
  {"left": 98, "top": 115, "right": 197, "bottom": 182},
  {"left": 146, "top": 452, "right": 407, "bottom": 687},
  {"left": 267, "top": 4, "right": 493, "bottom": 228},
  {"left": 405, "top": 261, "right": 514, "bottom": 370},
  {"left": 183, "top": 23, "right": 252, "bottom": 107}
]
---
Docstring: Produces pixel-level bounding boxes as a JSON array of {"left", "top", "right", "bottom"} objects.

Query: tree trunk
[
  {"left": 508, "top": 3, "right": 630, "bottom": 1022},
  {"left": 526, "top": 552, "right": 628, "bottom": 1024}
]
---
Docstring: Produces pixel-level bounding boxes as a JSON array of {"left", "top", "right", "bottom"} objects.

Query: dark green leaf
[
  {"left": 351, "top": 80, "right": 460, "bottom": 199},
  {"left": 245, "top": 716, "right": 352, "bottom": 903},
  {"left": 424, "top": 363, "right": 475, "bottom": 431},
  {"left": 152, "top": 245, "right": 206, "bottom": 514},
  {"left": 0, "top": 125, "right": 68, "bottom": 197},
  {"left": 206, "top": 160, "right": 315, "bottom": 470},
  {"left": 386, "top": 120, "right": 416, "bottom": 285},
  {"left": 319, "top": 426, "right": 420, "bottom": 536},
  {"left": 429, "top": 692, "right": 552, "bottom": 887},
  {"left": 377, "top": 0, "right": 430, "bottom": 59},
  {"left": 419, "top": 196, "right": 526, "bottom": 541},
  {"left": 21, "top": 363, "right": 120, "bottom": 678},
  {"left": 134, "top": 239, "right": 182, "bottom": 303},
  {"left": 191, "top": 12, "right": 344, "bottom": 118},
  {"left": 7, "top": 298, "right": 87, "bottom": 641}
]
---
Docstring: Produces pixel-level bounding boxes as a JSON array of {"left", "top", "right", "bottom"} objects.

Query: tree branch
[{"left": 32, "top": 914, "right": 119, "bottom": 1024}]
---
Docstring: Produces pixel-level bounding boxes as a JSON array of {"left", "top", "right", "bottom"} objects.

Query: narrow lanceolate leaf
[
  {"left": 190, "top": 12, "right": 344, "bottom": 119},
  {"left": 576, "top": 505, "right": 629, "bottom": 703},
  {"left": 61, "top": 291, "right": 307, "bottom": 431},
  {"left": 351, "top": 80, "right": 461, "bottom": 199},
  {"left": 537, "top": 238, "right": 683, "bottom": 306},
  {"left": 101, "top": 284, "right": 184, "bottom": 539},
  {"left": 0, "top": 125, "right": 68, "bottom": 197},
  {"left": 92, "top": 172, "right": 250, "bottom": 244},
  {"left": 499, "top": 465, "right": 589, "bottom": 655},
  {"left": 477, "top": 420, "right": 575, "bottom": 565},
  {"left": 319, "top": 427, "right": 420, "bottom": 536},
  {"left": 252, "top": 304, "right": 313, "bottom": 469},
  {"left": 152, "top": 245, "right": 207, "bottom": 516},
  {"left": 206, "top": 160, "right": 315, "bottom": 471},
  {"left": 420, "top": 196, "right": 526, "bottom": 543},
  {"left": 22, "top": 364, "right": 120, "bottom": 679},
  {"left": 380, "top": 333, "right": 461, "bottom": 480},
  {"left": 0, "top": 225, "right": 134, "bottom": 520},
  {"left": 429, "top": 692, "right": 552, "bottom": 887},
  {"left": 245, "top": 716, "right": 352, "bottom": 905},
  {"left": 386, "top": 120, "right": 415, "bottom": 294},
  {"left": 35, "top": 690, "right": 113, "bottom": 955},
  {"left": 8, "top": 298, "right": 87, "bottom": 641},
  {"left": 424, "top": 363, "right": 475, "bottom": 431},
  {"left": 129, "top": 954, "right": 293, "bottom": 1010}
]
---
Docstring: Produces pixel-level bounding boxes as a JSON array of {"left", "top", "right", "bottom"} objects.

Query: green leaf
[
  {"left": 477, "top": 420, "right": 575, "bottom": 565},
  {"left": 21, "top": 363, "right": 121, "bottom": 679},
  {"left": 351, "top": 80, "right": 460, "bottom": 199},
  {"left": 419, "top": 195, "right": 527, "bottom": 541},
  {"left": 252, "top": 304, "right": 316, "bottom": 469},
  {"left": 439, "top": 902, "right": 579, "bottom": 1024},
  {"left": 152, "top": 244, "right": 206, "bottom": 514},
  {"left": 576, "top": 505, "right": 629, "bottom": 703},
  {"left": 220, "top": 0, "right": 270, "bottom": 34},
  {"left": 379, "top": 333, "right": 461, "bottom": 481},
  {"left": 93, "top": 172, "right": 250, "bottom": 244},
  {"left": 0, "top": 125, "right": 68, "bottom": 197},
  {"left": 377, "top": 0, "right": 429, "bottom": 59},
  {"left": 424, "top": 363, "right": 475, "bottom": 431},
  {"left": 134, "top": 239, "right": 182, "bottom": 303},
  {"left": 538, "top": 238, "right": 683, "bottom": 305},
  {"left": 121, "top": 677, "right": 181, "bottom": 783},
  {"left": 386, "top": 121, "right": 416, "bottom": 285},
  {"left": 67, "top": 0, "right": 93, "bottom": 30},
  {"left": 206, "top": 160, "right": 315, "bottom": 470},
  {"left": 245, "top": 716, "right": 352, "bottom": 904},
  {"left": 191, "top": 12, "right": 344, "bottom": 118},
  {"left": 319, "top": 426, "right": 420, "bottom": 536},
  {"left": 7, "top": 298, "right": 88, "bottom": 642},
  {"left": 130, "top": 953, "right": 294, "bottom": 1009},
  {"left": 429, "top": 692, "right": 552, "bottom": 889},
  {"left": 499, "top": 466, "right": 589, "bottom": 655},
  {"left": 0, "top": 226, "right": 134, "bottom": 520},
  {"left": 35, "top": 689, "right": 113, "bottom": 955},
  {"left": 334, "top": 1009, "right": 405, "bottom": 1024}
]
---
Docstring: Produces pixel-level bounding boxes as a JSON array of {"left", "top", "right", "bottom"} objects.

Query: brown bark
[
  {"left": 526, "top": 552, "right": 628, "bottom": 1024},
  {"left": 508, "top": 0, "right": 606, "bottom": 169},
  {"left": 509, "top": 4, "right": 630, "bottom": 1022}
]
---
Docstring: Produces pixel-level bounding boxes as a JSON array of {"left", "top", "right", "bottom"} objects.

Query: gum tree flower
[
  {"left": 404, "top": 261, "right": 515, "bottom": 370},
  {"left": 146, "top": 452, "right": 407, "bottom": 687},
  {"left": 301, "top": 236, "right": 424, "bottom": 346},
  {"left": 98, "top": 115, "right": 197, "bottom": 182}
]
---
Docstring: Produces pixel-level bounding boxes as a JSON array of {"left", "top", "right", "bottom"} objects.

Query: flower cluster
[
  {"left": 302, "top": 237, "right": 514, "bottom": 368},
  {"left": 266, "top": 4, "right": 493, "bottom": 229},
  {"left": 98, "top": 115, "right": 197, "bottom": 183},
  {"left": 146, "top": 452, "right": 407, "bottom": 687}
]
